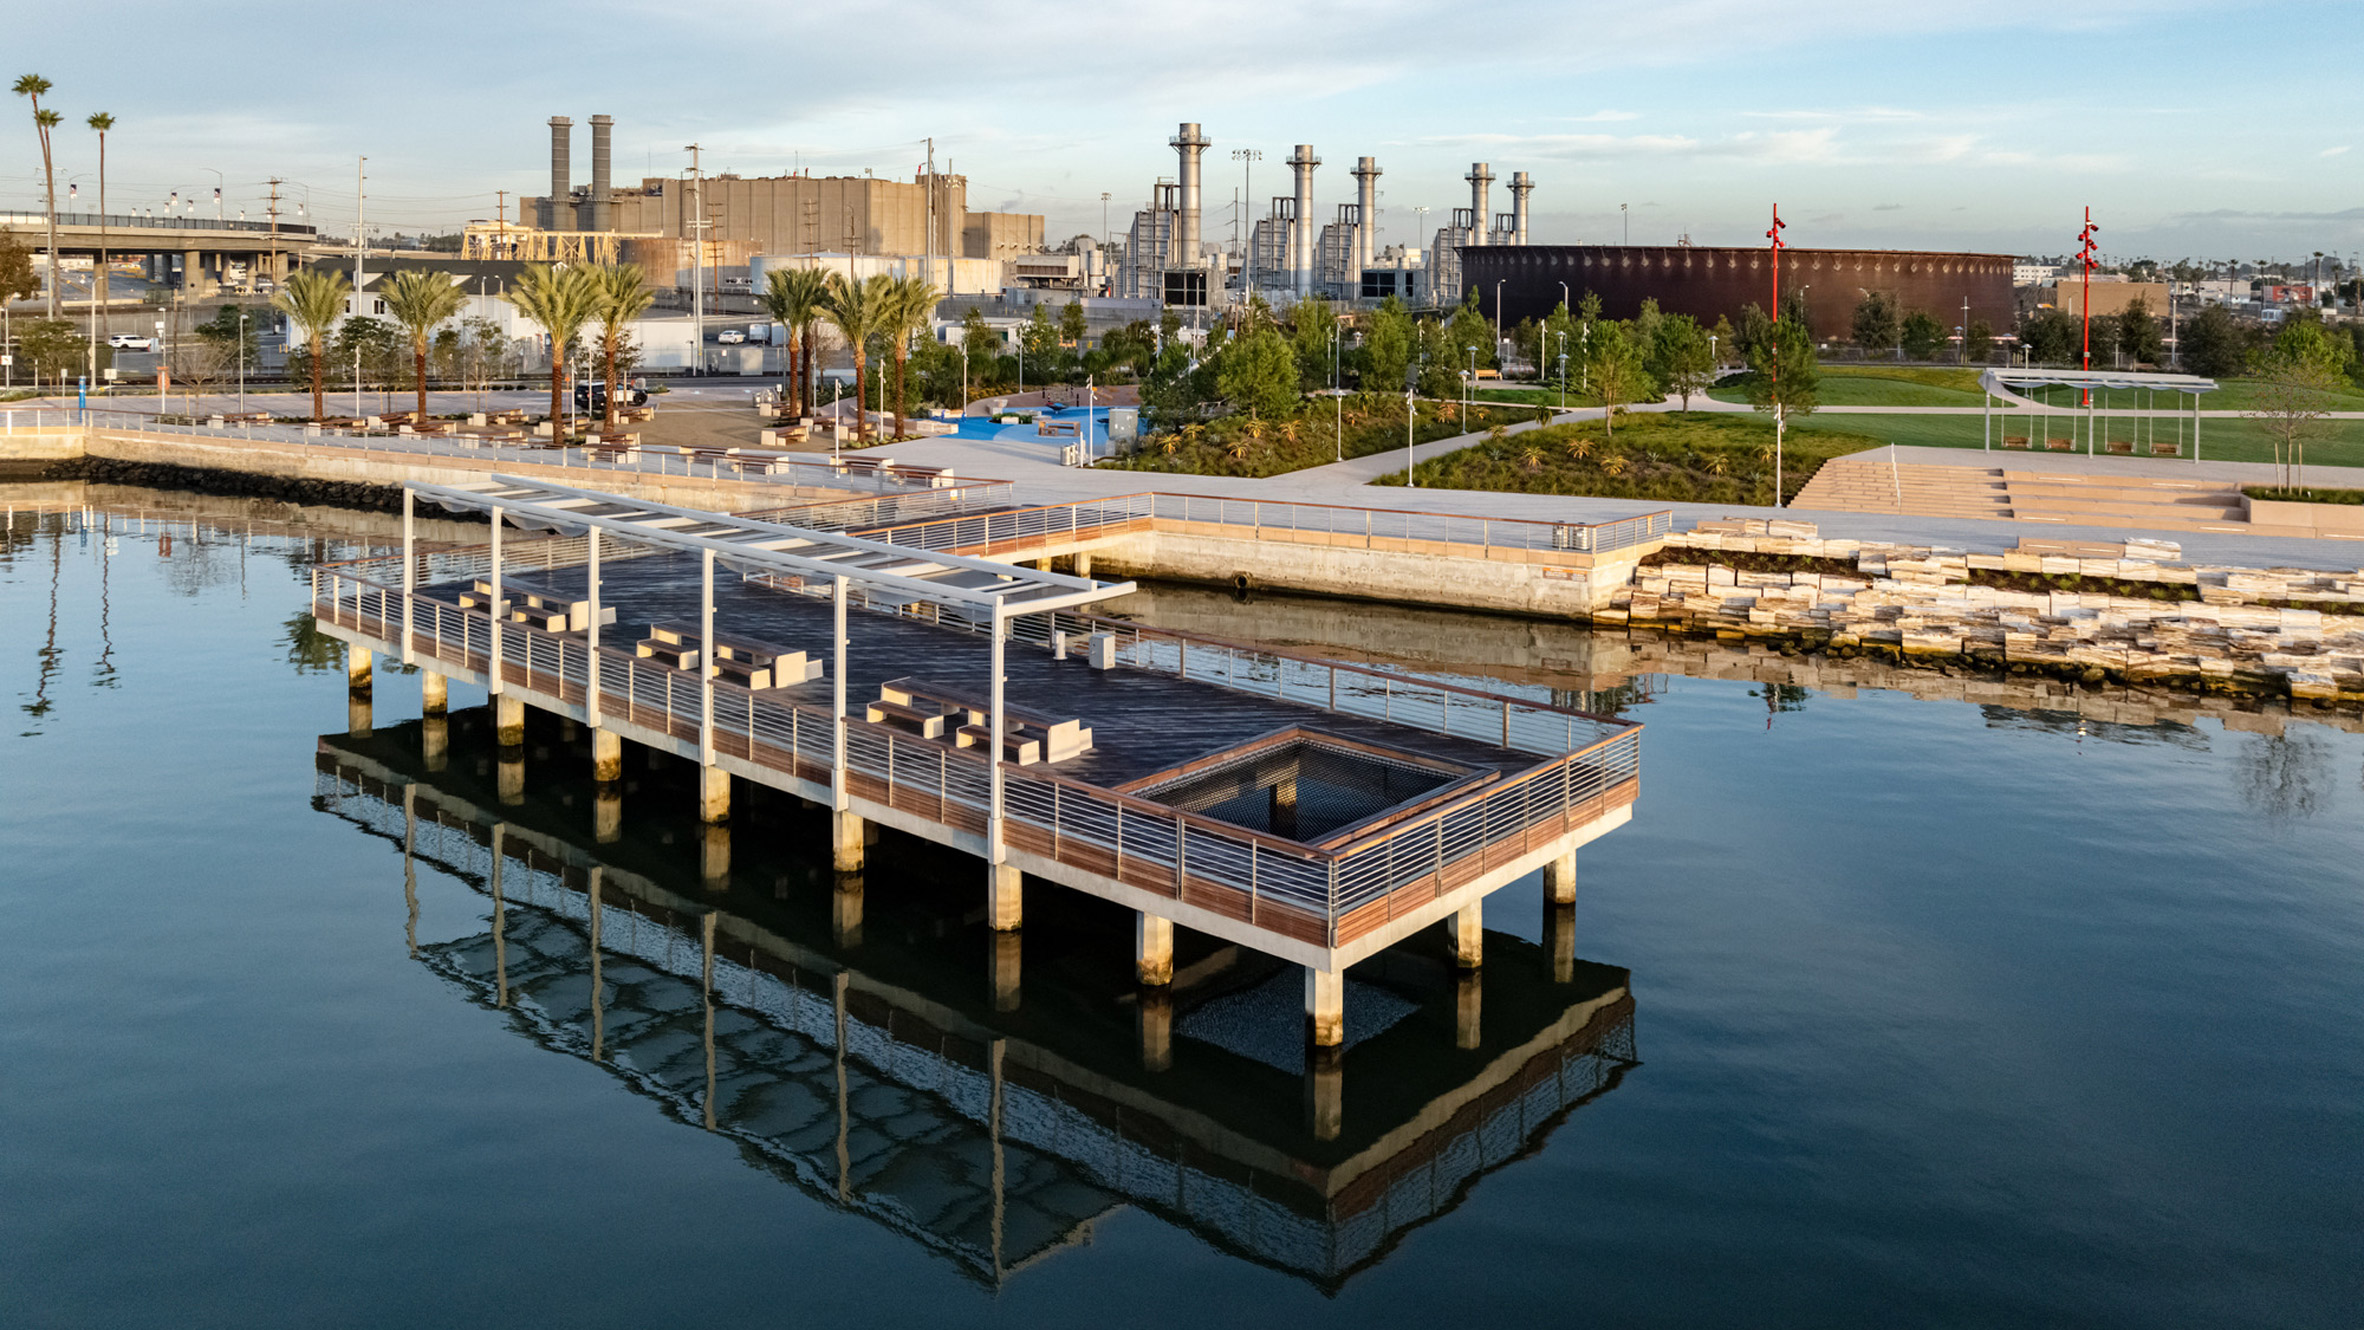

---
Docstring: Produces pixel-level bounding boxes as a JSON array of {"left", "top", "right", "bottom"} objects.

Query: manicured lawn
[
  {"left": 1106, "top": 397, "right": 1537, "bottom": 479},
  {"left": 1374, "top": 410, "right": 1885, "bottom": 505},
  {"left": 2013, "top": 377, "right": 2364, "bottom": 414},
  {"left": 1816, "top": 411, "right": 2364, "bottom": 468},
  {"left": 1710, "top": 365, "right": 1988, "bottom": 408}
]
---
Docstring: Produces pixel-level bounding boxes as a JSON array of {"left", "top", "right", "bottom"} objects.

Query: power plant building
[{"left": 1460, "top": 244, "right": 2019, "bottom": 342}]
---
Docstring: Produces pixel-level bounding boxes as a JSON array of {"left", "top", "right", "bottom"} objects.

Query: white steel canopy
[
  {"left": 408, "top": 475, "right": 1135, "bottom": 614},
  {"left": 1981, "top": 368, "right": 2219, "bottom": 396}
]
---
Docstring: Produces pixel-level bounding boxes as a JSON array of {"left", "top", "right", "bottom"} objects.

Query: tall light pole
[
  {"left": 1231, "top": 148, "right": 1261, "bottom": 292},
  {"left": 1462, "top": 344, "right": 1474, "bottom": 429},
  {"left": 237, "top": 310, "right": 246, "bottom": 411},
  {"left": 1620, "top": 203, "right": 1628, "bottom": 245},
  {"left": 686, "top": 144, "right": 705, "bottom": 368}
]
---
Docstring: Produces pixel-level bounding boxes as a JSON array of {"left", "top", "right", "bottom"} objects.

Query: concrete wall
[{"left": 0, "top": 430, "right": 87, "bottom": 469}]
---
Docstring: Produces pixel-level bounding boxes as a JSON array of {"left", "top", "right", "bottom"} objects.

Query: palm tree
[
  {"left": 759, "top": 266, "right": 829, "bottom": 418},
  {"left": 271, "top": 268, "right": 352, "bottom": 422},
  {"left": 819, "top": 272, "right": 892, "bottom": 444},
  {"left": 86, "top": 113, "right": 112, "bottom": 330},
  {"left": 882, "top": 274, "right": 939, "bottom": 440},
  {"left": 588, "top": 264, "right": 653, "bottom": 430},
  {"left": 13, "top": 76, "right": 59, "bottom": 319},
  {"left": 381, "top": 268, "right": 468, "bottom": 420},
  {"left": 508, "top": 264, "right": 601, "bottom": 434}
]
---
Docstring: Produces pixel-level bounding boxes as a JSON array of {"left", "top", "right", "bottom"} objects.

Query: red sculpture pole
[{"left": 2077, "top": 207, "right": 2100, "bottom": 406}]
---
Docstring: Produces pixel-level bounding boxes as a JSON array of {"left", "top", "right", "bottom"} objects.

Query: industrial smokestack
[
  {"left": 1509, "top": 171, "right": 1533, "bottom": 246},
  {"left": 1465, "top": 162, "right": 1494, "bottom": 247},
  {"left": 1172, "top": 122, "right": 1208, "bottom": 266},
  {"left": 1352, "top": 156, "right": 1381, "bottom": 287},
  {"left": 546, "top": 117, "right": 572, "bottom": 230},
  {"left": 1287, "top": 144, "right": 1319, "bottom": 296},
  {"left": 589, "top": 115, "right": 614, "bottom": 232}
]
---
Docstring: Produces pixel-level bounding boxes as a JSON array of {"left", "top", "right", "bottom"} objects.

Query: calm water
[{"left": 3, "top": 501, "right": 2360, "bottom": 1328}]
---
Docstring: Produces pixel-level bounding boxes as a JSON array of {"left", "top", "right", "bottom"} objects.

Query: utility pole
[
  {"left": 924, "top": 136, "right": 936, "bottom": 295},
  {"left": 686, "top": 144, "right": 704, "bottom": 369},
  {"left": 354, "top": 157, "right": 367, "bottom": 328},
  {"left": 266, "top": 178, "right": 282, "bottom": 292},
  {"left": 1232, "top": 148, "right": 1261, "bottom": 293}
]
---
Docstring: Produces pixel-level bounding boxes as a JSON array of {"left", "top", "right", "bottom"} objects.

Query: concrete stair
[
  {"left": 2000, "top": 472, "right": 2249, "bottom": 533},
  {"left": 1791, "top": 457, "right": 2013, "bottom": 518}
]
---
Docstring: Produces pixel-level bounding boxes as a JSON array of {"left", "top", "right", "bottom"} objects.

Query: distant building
[
  {"left": 2043, "top": 280, "right": 2170, "bottom": 319},
  {"left": 2013, "top": 261, "right": 2060, "bottom": 286}
]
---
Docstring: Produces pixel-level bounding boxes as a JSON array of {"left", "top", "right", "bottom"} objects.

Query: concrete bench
[
  {"left": 879, "top": 675, "right": 1091, "bottom": 763},
  {"left": 645, "top": 620, "right": 821, "bottom": 687},
  {"left": 2045, "top": 438, "right": 2073, "bottom": 452},
  {"left": 636, "top": 639, "right": 701, "bottom": 670},
  {"left": 954, "top": 724, "right": 1041, "bottom": 765},
  {"left": 2002, "top": 436, "right": 2031, "bottom": 450},
  {"left": 866, "top": 697, "right": 948, "bottom": 737},
  {"left": 2150, "top": 441, "right": 2180, "bottom": 457}
]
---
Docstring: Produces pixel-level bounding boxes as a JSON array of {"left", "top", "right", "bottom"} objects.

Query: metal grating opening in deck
[{"left": 1131, "top": 734, "right": 1469, "bottom": 844}]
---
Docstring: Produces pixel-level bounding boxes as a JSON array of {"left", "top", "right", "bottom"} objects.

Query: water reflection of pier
[{"left": 313, "top": 716, "right": 1639, "bottom": 1290}]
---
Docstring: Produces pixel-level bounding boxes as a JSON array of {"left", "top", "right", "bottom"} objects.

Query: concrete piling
[
  {"left": 1544, "top": 850, "right": 1577, "bottom": 906},
  {"left": 1306, "top": 967, "right": 1344, "bottom": 1048},
  {"left": 831, "top": 812, "right": 865, "bottom": 872},
  {"left": 1139, "top": 990, "right": 1174, "bottom": 1072},
  {"left": 591, "top": 729, "right": 622, "bottom": 783},
  {"left": 1306, "top": 1047, "right": 1343, "bottom": 1141},
  {"left": 1136, "top": 912, "right": 1174, "bottom": 986},
  {"left": 495, "top": 695, "right": 525, "bottom": 748},
  {"left": 1451, "top": 899, "right": 1483, "bottom": 969},
  {"left": 832, "top": 878, "right": 864, "bottom": 948},
  {"left": 498, "top": 754, "right": 525, "bottom": 806},
  {"left": 988, "top": 863, "right": 1023, "bottom": 931},
  {"left": 698, "top": 767, "right": 730, "bottom": 824},
  {"left": 422, "top": 716, "right": 448, "bottom": 773},
  {"left": 420, "top": 670, "right": 447, "bottom": 717},
  {"left": 594, "top": 785, "right": 622, "bottom": 843},
  {"left": 991, "top": 931, "right": 1022, "bottom": 1012},
  {"left": 1455, "top": 973, "right": 1482, "bottom": 1050},
  {"left": 346, "top": 693, "right": 372, "bottom": 738},
  {"left": 346, "top": 646, "right": 372, "bottom": 694},
  {"left": 701, "top": 824, "right": 731, "bottom": 890}
]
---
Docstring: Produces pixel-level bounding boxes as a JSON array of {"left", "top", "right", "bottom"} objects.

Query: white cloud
[{"left": 2323, "top": 145, "right": 2353, "bottom": 157}]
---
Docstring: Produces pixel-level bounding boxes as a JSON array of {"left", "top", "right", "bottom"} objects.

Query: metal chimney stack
[
  {"left": 1351, "top": 156, "right": 1381, "bottom": 285},
  {"left": 545, "top": 117, "right": 572, "bottom": 230},
  {"left": 589, "top": 115, "right": 614, "bottom": 232},
  {"left": 1465, "top": 162, "right": 1494, "bottom": 246},
  {"left": 1287, "top": 144, "right": 1320, "bottom": 296},
  {"left": 1509, "top": 171, "right": 1533, "bottom": 246},
  {"left": 1172, "top": 122, "right": 1209, "bottom": 265}
]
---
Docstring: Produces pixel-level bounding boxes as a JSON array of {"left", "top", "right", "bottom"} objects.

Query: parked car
[
  {"left": 106, "top": 333, "right": 154, "bottom": 350},
  {"left": 715, "top": 328, "right": 747, "bottom": 345},
  {"left": 572, "top": 382, "right": 650, "bottom": 410}
]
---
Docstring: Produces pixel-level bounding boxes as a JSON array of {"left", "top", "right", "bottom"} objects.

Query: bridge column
[
  {"left": 495, "top": 695, "right": 525, "bottom": 746},
  {"left": 1544, "top": 849, "right": 1576, "bottom": 906},
  {"left": 346, "top": 645, "right": 373, "bottom": 693},
  {"left": 699, "top": 766, "right": 730, "bottom": 824},
  {"left": 1135, "top": 912, "right": 1173, "bottom": 986},
  {"left": 420, "top": 669, "right": 447, "bottom": 716},
  {"left": 1451, "top": 898, "right": 1482, "bottom": 969},
  {"left": 591, "top": 728, "right": 622, "bottom": 782},
  {"left": 1073, "top": 552, "right": 1092, "bottom": 579},
  {"left": 1547, "top": 896, "right": 1575, "bottom": 984},
  {"left": 1306, "top": 966, "right": 1344, "bottom": 1048},
  {"left": 988, "top": 862, "right": 1022, "bottom": 931}
]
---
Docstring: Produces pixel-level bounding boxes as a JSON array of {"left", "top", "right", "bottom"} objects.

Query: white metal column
[
  {"left": 586, "top": 527, "right": 602, "bottom": 724},
  {"left": 700, "top": 547, "right": 716, "bottom": 767},
  {"left": 831, "top": 574, "right": 848, "bottom": 811},
  {"left": 988, "top": 601, "right": 1006, "bottom": 865},
  {"left": 400, "top": 489, "right": 415, "bottom": 664},
  {"left": 488, "top": 507, "right": 504, "bottom": 695}
]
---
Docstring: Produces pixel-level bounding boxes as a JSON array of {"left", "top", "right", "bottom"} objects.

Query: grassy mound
[{"left": 1375, "top": 411, "right": 1884, "bottom": 505}]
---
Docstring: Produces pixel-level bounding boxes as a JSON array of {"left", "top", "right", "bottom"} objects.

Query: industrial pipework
[
  {"left": 1352, "top": 156, "right": 1381, "bottom": 281},
  {"left": 1509, "top": 171, "right": 1533, "bottom": 246}
]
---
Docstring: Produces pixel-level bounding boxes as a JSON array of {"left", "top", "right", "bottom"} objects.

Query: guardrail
[
  {"left": 859, "top": 492, "right": 1674, "bottom": 561},
  {"left": 0, "top": 210, "right": 319, "bottom": 237},
  {"left": 0, "top": 408, "right": 973, "bottom": 495},
  {"left": 314, "top": 564, "right": 1640, "bottom": 950}
]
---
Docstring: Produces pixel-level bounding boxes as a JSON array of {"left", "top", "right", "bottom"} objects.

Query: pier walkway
[{"left": 311, "top": 477, "right": 1641, "bottom": 1046}]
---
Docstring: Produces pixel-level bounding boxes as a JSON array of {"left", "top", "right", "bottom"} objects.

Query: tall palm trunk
[
  {"left": 549, "top": 346, "right": 565, "bottom": 436},
  {"left": 852, "top": 347, "right": 868, "bottom": 444},
  {"left": 414, "top": 342, "right": 429, "bottom": 419},
  {"left": 800, "top": 320, "right": 816, "bottom": 417},
  {"left": 604, "top": 335, "right": 620, "bottom": 431},
  {"left": 310, "top": 333, "right": 325, "bottom": 421}
]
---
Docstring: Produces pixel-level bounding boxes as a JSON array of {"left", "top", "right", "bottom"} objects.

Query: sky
[{"left": 6, "top": 0, "right": 2359, "bottom": 268}]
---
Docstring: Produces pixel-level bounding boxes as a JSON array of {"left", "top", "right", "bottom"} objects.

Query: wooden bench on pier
[
  {"left": 869, "top": 676, "right": 1093, "bottom": 765},
  {"left": 464, "top": 575, "right": 616, "bottom": 633},
  {"left": 641, "top": 620, "right": 822, "bottom": 690},
  {"left": 2002, "top": 435, "right": 2031, "bottom": 450},
  {"left": 2044, "top": 437, "right": 2073, "bottom": 452}
]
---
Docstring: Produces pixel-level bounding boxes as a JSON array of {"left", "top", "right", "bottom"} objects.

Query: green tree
[
  {"left": 331, "top": 316, "right": 403, "bottom": 397},
  {"left": 16, "top": 317, "right": 81, "bottom": 384},
  {"left": 86, "top": 112, "right": 113, "bottom": 317},
  {"left": 820, "top": 271, "right": 893, "bottom": 443},
  {"left": 1733, "top": 302, "right": 1775, "bottom": 364},
  {"left": 2178, "top": 304, "right": 2247, "bottom": 377},
  {"left": 2116, "top": 296, "right": 2164, "bottom": 366},
  {"left": 13, "top": 75, "right": 59, "bottom": 318},
  {"left": 507, "top": 264, "right": 601, "bottom": 431},
  {"left": 1446, "top": 297, "right": 1496, "bottom": 373},
  {"left": 1652, "top": 314, "right": 1716, "bottom": 411},
  {"left": 1287, "top": 295, "right": 1337, "bottom": 389},
  {"left": 588, "top": 264, "right": 654, "bottom": 430},
  {"left": 1964, "top": 318, "right": 1994, "bottom": 363},
  {"left": 1362, "top": 296, "right": 1414, "bottom": 391},
  {"left": 1899, "top": 310, "right": 1946, "bottom": 360},
  {"left": 1746, "top": 318, "right": 1819, "bottom": 504},
  {"left": 882, "top": 274, "right": 939, "bottom": 438},
  {"left": 1852, "top": 291, "right": 1900, "bottom": 357},
  {"left": 1140, "top": 343, "right": 1202, "bottom": 429},
  {"left": 759, "top": 266, "right": 830, "bottom": 416},
  {"left": 1588, "top": 324, "right": 1649, "bottom": 436},
  {"left": 0, "top": 228, "right": 35, "bottom": 304},
  {"left": 381, "top": 268, "right": 469, "bottom": 418},
  {"left": 2084, "top": 311, "right": 2120, "bottom": 367},
  {"left": 193, "top": 303, "right": 263, "bottom": 376},
  {"left": 1215, "top": 327, "right": 1299, "bottom": 420},
  {"left": 2021, "top": 307, "right": 2079, "bottom": 365},
  {"left": 271, "top": 268, "right": 352, "bottom": 421},
  {"left": 2248, "top": 321, "right": 2349, "bottom": 488},
  {"left": 1057, "top": 298, "right": 1088, "bottom": 347}
]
